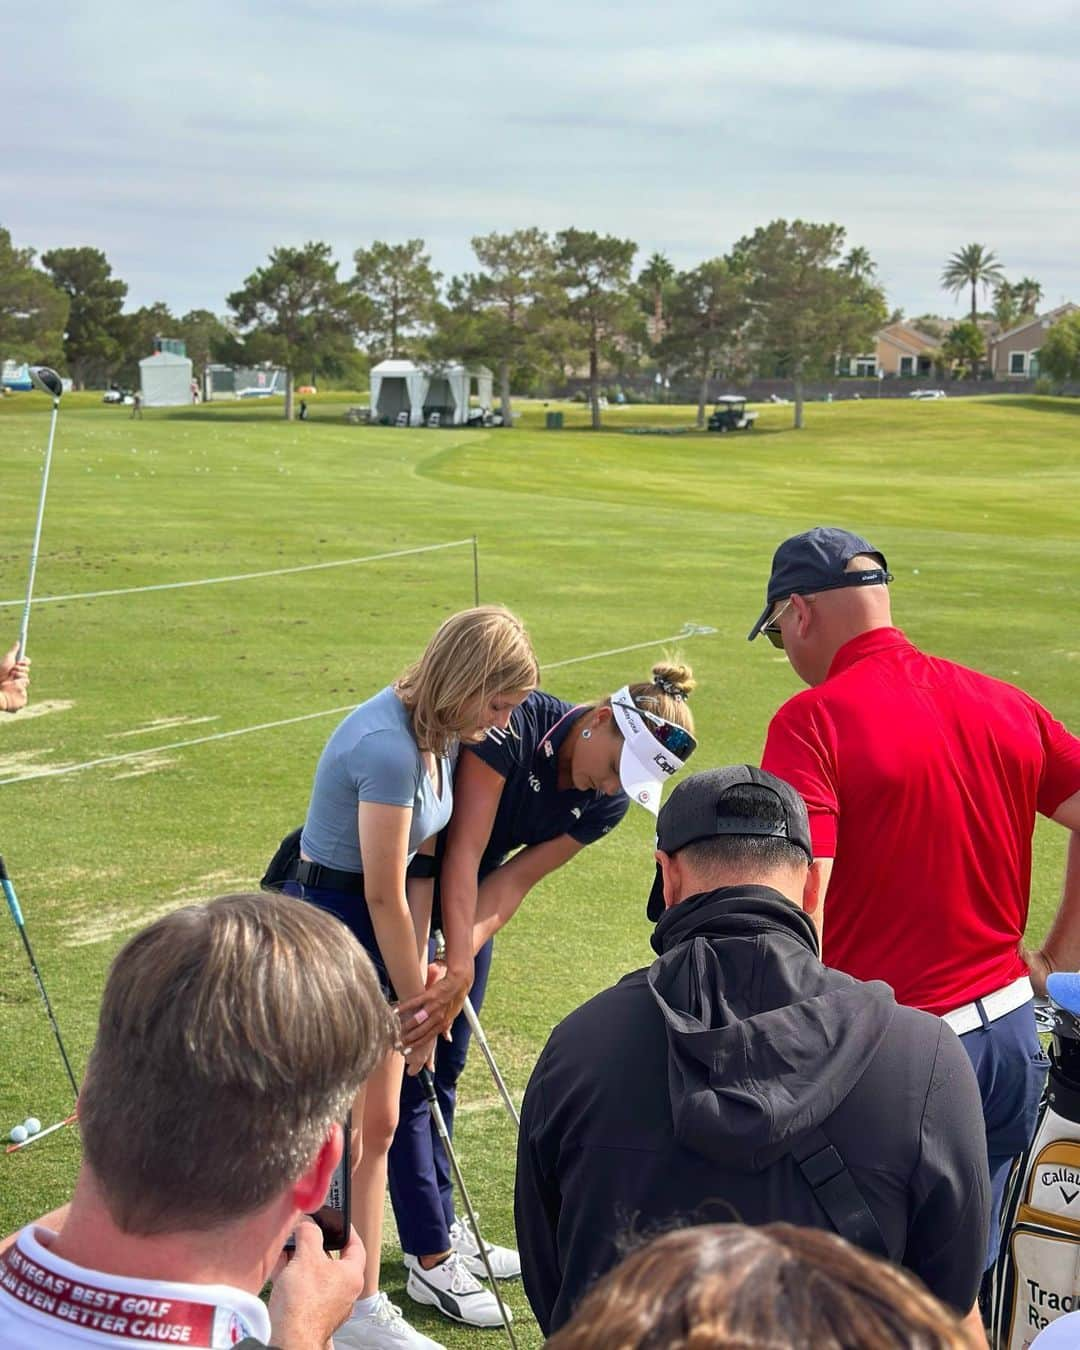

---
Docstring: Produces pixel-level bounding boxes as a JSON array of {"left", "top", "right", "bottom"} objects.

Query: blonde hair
[
  {"left": 548, "top": 1223, "right": 967, "bottom": 1349},
  {"left": 396, "top": 605, "right": 539, "bottom": 755},
  {"left": 600, "top": 659, "right": 696, "bottom": 735},
  {"left": 79, "top": 893, "right": 395, "bottom": 1236}
]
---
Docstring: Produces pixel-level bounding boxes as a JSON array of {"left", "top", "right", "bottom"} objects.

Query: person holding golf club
[
  {"left": 0, "top": 641, "right": 30, "bottom": 712},
  {"left": 390, "top": 664, "right": 697, "bottom": 1329},
  {"left": 288, "top": 605, "right": 539, "bottom": 1350}
]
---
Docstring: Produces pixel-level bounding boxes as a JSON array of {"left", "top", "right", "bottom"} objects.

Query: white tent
[
  {"left": 369, "top": 360, "right": 494, "bottom": 426},
  {"left": 140, "top": 351, "right": 194, "bottom": 408}
]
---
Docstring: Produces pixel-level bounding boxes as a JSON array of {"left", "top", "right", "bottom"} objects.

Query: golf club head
[{"left": 29, "top": 367, "right": 63, "bottom": 399}]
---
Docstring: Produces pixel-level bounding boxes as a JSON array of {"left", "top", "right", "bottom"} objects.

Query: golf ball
[
  {"left": 24, "top": 1118, "right": 41, "bottom": 1135},
  {"left": 9, "top": 1125, "right": 28, "bottom": 1144}
]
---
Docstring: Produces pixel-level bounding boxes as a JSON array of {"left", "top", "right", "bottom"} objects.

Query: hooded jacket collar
[{"left": 646, "top": 884, "right": 896, "bottom": 1172}]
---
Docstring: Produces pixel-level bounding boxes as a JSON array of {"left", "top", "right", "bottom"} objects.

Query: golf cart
[{"left": 707, "top": 395, "right": 758, "bottom": 432}]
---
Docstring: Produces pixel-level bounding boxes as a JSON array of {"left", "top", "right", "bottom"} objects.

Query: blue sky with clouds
[{"left": 3, "top": 0, "right": 1077, "bottom": 320}]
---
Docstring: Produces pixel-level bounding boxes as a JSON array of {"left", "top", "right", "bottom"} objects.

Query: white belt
[{"left": 942, "top": 975, "right": 1034, "bottom": 1037}]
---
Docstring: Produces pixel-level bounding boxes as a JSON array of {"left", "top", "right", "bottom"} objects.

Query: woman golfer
[
  {"left": 390, "top": 664, "right": 697, "bottom": 1330},
  {"left": 289, "top": 605, "right": 539, "bottom": 1350}
]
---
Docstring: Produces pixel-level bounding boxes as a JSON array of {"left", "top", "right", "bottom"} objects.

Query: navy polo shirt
[{"left": 468, "top": 690, "right": 629, "bottom": 879}]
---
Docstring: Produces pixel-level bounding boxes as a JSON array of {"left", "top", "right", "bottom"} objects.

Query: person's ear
[
  {"left": 791, "top": 594, "right": 814, "bottom": 638},
  {"left": 801, "top": 862, "right": 822, "bottom": 925},
  {"left": 656, "top": 849, "right": 681, "bottom": 910},
  {"left": 594, "top": 705, "right": 615, "bottom": 733},
  {"left": 291, "top": 1123, "right": 343, "bottom": 1214}
]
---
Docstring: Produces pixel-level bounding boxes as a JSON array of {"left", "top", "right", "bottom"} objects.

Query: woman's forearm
[
  {"left": 364, "top": 890, "right": 426, "bottom": 1003},
  {"left": 439, "top": 853, "right": 480, "bottom": 977}
]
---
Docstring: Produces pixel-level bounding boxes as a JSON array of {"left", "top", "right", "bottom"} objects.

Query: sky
[{"left": 3, "top": 0, "right": 1078, "bottom": 322}]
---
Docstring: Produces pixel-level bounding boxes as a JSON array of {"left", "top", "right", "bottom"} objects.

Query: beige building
[
  {"left": 839, "top": 321, "right": 939, "bottom": 379},
  {"left": 990, "top": 304, "right": 1078, "bottom": 379}
]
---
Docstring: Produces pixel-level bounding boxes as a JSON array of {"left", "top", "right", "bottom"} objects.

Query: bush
[{"left": 1034, "top": 376, "right": 1055, "bottom": 396}]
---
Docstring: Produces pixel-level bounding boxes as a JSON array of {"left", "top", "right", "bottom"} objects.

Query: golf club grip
[
  {"left": 418, "top": 1067, "right": 438, "bottom": 1104},
  {"left": 0, "top": 857, "right": 25, "bottom": 925}
]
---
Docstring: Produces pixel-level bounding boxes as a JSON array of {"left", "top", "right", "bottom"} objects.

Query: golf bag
[{"left": 992, "top": 978, "right": 1080, "bottom": 1349}]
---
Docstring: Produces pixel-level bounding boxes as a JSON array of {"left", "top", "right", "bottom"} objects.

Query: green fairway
[{"left": 1, "top": 391, "right": 1079, "bottom": 1346}]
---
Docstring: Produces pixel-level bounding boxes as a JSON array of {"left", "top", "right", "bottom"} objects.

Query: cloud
[{"left": 2, "top": 0, "right": 1077, "bottom": 318}]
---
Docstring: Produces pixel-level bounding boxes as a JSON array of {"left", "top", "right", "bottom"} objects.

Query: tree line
[{"left": 3, "top": 225, "right": 1074, "bottom": 429}]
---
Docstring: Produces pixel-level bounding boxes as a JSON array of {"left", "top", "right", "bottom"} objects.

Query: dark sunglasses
[
  {"left": 613, "top": 699, "right": 698, "bottom": 763},
  {"left": 761, "top": 598, "right": 793, "bottom": 649}
]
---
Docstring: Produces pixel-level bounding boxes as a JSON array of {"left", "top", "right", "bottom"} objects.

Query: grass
[{"left": 2, "top": 390, "right": 1079, "bottom": 1346}]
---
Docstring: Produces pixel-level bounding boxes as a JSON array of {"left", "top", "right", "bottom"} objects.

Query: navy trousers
[
  {"left": 958, "top": 998, "right": 1049, "bottom": 1269},
  {"left": 389, "top": 937, "right": 495, "bottom": 1256}
]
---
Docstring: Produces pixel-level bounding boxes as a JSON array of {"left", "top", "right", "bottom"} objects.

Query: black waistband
[
  {"left": 295, "top": 852, "right": 438, "bottom": 894},
  {"left": 295, "top": 859, "right": 366, "bottom": 894}
]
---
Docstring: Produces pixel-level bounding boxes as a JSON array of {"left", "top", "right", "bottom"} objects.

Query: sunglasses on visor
[{"left": 612, "top": 699, "right": 698, "bottom": 763}]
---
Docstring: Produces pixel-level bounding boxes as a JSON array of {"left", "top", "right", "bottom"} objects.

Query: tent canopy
[
  {"left": 140, "top": 351, "right": 193, "bottom": 407},
  {"left": 369, "top": 360, "right": 493, "bottom": 426}
]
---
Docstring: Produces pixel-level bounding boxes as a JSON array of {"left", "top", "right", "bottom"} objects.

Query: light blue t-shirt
[{"left": 301, "top": 685, "right": 454, "bottom": 873}]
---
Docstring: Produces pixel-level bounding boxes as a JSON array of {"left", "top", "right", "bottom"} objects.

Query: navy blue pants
[
  {"left": 958, "top": 998, "right": 1049, "bottom": 1269},
  {"left": 388, "top": 937, "right": 495, "bottom": 1256}
]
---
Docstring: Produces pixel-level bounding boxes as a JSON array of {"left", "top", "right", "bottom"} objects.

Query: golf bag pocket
[
  {"left": 261, "top": 826, "right": 303, "bottom": 892},
  {"left": 996, "top": 1131, "right": 1080, "bottom": 1347}
]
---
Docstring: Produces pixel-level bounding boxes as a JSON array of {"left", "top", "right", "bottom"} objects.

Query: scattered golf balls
[
  {"left": 24, "top": 1118, "right": 41, "bottom": 1135},
  {"left": 9, "top": 1125, "right": 28, "bottom": 1144}
]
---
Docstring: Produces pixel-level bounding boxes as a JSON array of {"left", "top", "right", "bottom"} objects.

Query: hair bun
[{"left": 651, "top": 661, "right": 695, "bottom": 702}]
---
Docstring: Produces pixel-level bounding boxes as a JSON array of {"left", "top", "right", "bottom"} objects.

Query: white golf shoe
[
  {"left": 334, "top": 1291, "right": 446, "bottom": 1349},
  {"left": 404, "top": 1250, "right": 511, "bottom": 1328},
  {"left": 450, "top": 1215, "right": 522, "bottom": 1280}
]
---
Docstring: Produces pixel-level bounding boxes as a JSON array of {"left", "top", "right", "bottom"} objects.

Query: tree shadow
[{"left": 988, "top": 396, "right": 1080, "bottom": 417}]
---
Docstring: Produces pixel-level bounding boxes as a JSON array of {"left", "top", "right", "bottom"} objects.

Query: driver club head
[{"left": 29, "top": 366, "right": 63, "bottom": 399}]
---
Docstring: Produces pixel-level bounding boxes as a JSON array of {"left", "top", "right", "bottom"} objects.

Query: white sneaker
[
  {"left": 404, "top": 1250, "right": 511, "bottom": 1328},
  {"left": 334, "top": 1292, "right": 446, "bottom": 1349},
  {"left": 450, "top": 1215, "right": 522, "bottom": 1280}
]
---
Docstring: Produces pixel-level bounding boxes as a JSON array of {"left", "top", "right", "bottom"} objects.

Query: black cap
[
  {"left": 747, "top": 526, "right": 890, "bottom": 641},
  {"left": 647, "top": 766, "right": 813, "bottom": 921}
]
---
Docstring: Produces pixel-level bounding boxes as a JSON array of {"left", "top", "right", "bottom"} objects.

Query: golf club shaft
[
  {"left": 0, "top": 856, "right": 80, "bottom": 1099},
  {"left": 418, "top": 1068, "right": 519, "bottom": 1349},
  {"left": 18, "top": 394, "right": 61, "bottom": 661},
  {"left": 463, "top": 997, "right": 520, "bottom": 1128}
]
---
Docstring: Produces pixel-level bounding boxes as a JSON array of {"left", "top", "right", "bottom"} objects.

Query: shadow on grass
[{"left": 985, "top": 396, "right": 1080, "bottom": 417}]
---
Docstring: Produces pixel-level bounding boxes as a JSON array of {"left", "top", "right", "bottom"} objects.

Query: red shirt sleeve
[
  {"left": 1033, "top": 701, "right": 1080, "bottom": 817},
  {"left": 761, "top": 698, "right": 840, "bottom": 857}
]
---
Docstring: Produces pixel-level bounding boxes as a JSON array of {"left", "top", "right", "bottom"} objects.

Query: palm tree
[
  {"left": 1015, "top": 276, "right": 1043, "bottom": 317},
  {"left": 843, "top": 246, "right": 877, "bottom": 282},
  {"left": 941, "top": 244, "right": 1006, "bottom": 325},
  {"left": 638, "top": 252, "right": 675, "bottom": 342},
  {"left": 993, "top": 282, "right": 1018, "bottom": 332}
]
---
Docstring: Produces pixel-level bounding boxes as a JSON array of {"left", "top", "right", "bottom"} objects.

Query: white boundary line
[
  {"left": 0, "top": 624, "right": 717, "bottom": 788},
  {"left": 0, "top": 540, "right": 475, "bottom": 608}
]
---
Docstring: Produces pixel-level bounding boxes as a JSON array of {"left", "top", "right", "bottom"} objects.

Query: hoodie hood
[{"left": 647, "top": 886, "right": 896, "bottom": 1172}]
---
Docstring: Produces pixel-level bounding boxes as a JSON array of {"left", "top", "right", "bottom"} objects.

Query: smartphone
[{"left": 286, "top": 1111, "right": 351, "bottom": 1253}]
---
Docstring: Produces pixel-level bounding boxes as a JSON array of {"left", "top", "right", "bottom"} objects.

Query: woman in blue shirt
[
  {"left": 391, "top": 663, "right": 697, "bottom": 1329},
  {"left": 290, "top": 605, "right": 539, "bottom": 1350}
]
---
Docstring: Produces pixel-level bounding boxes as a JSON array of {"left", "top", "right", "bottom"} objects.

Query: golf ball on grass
[
  {"left": 9, "top": 1125, "right": 27, "bottom": 1144},
  {"left": 24, "top": 1118, "right": 41, "bottom": 1135}
]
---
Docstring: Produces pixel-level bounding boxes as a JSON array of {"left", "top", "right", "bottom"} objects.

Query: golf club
[
  {"left": 0, "top": 855, "right": 80, "bottom": 1099},
  {"left": 432, "top": 929, "right": 520, "bottom": 1129},
  {"left": 18, "top": 366, "right": 64, "bottom": 661},
  {"left": 418, "top": 1068, "right": 518, "bottom": 1348},
  {"left": 462, "top": 997, "right": 520, "bottom": 1129}
]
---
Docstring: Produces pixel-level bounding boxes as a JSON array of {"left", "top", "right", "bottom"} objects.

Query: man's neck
[{"left": 47, "top": 1169, "right": 290, "bottom": 1295}]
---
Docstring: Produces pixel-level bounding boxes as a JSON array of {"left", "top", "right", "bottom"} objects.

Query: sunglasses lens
[
  {"left": 653, "top": 720, "right": 697, "bottom": 762},
  {"left": 763, "top": 628, "right": 785, "bottom": 649}
]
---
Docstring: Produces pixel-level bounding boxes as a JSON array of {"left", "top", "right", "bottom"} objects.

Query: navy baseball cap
[
  {"left": 647, "top": 765, "right": 813, "bottom": 921},
  {"left": 747, "top": 526, "right": 891, "bottom": 641}
]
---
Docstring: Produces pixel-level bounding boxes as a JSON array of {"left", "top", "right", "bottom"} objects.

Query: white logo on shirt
[
  {"left": 528, "top": 774, "right": 542, "bottom": 793},
  {"left": 571, "top": 807, "right": 582, "bottom": 819}
]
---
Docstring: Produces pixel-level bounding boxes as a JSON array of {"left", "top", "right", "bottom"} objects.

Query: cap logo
[{"left": 654, "top": 752, "right": 678, "bottom": 776}]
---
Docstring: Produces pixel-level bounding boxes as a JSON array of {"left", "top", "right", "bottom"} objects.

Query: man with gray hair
[{"left": 0, "top": 892, "right": 396, "bottom": 1348}]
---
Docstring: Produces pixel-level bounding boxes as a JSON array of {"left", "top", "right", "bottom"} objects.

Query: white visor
[{"left": 610, "top": 685, "right": 687, "bottom": 816}]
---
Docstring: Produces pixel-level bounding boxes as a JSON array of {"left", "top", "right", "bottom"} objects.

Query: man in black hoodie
[{"left": 514, "top": 766, "right": 990, "bottom": 1338}]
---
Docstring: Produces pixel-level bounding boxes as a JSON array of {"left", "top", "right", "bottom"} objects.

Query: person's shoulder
[
  {"left": 543, "top": 970, "right": 650, "bottom": 1051},
  {"left": 522, "top": 689, "right": 574, "bottom": 738}
]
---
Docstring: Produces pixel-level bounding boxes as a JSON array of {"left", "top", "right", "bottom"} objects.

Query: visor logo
[{"left": 653, "top": 752, "right": 678, "bottom": 776}]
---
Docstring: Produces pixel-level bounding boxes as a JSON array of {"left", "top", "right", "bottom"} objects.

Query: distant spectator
[
  {"left": 299, "top": 399, "right": 309, "bottom": 421},
  {"left": 0, "top": 641, "right": 30, "bottom": 713},
  {"left": 545, "top": 1224, "right": 972, "bottom": 1350},
  {"left": 131, "top": 390, "right": 142, "bottom": 419}
]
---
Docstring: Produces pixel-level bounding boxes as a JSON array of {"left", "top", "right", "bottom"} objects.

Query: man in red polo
[{"left": 749, "top": 525, "right": 1080, "bottom": 1266}]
